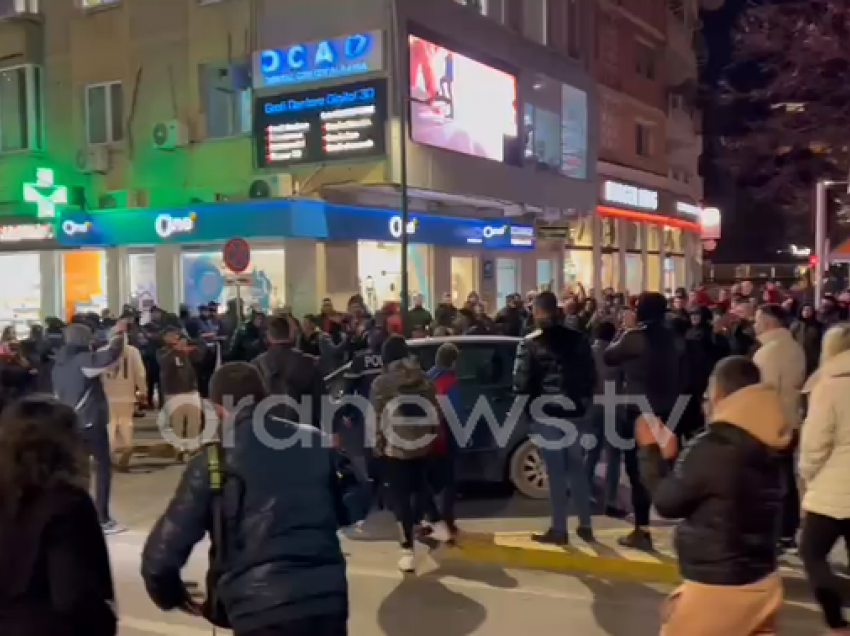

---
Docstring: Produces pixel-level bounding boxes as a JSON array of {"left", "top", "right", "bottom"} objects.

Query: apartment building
[
  {"left": 583, "top": 0, "right": 710, "bottom": 294},
  {"left": 0, "top": 0, "right": 597, "bottom": 326}
]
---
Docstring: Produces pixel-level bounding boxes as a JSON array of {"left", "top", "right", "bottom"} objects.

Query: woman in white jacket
[{"left": 799, "top": 323, "right": 850, "bottom": 634}]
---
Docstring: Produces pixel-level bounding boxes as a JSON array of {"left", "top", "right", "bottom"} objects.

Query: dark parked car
[{"left": 327, "top": 335, "right": 548, "bottom": 499}]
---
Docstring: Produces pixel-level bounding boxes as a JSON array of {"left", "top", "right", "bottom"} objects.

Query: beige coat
[
  {"left": 752, "top": 327, "right": 806, "bottom": 431},
  {"left": 800, "top": 349, "right": 850, "bottom": 519},
  {"left": 103, "top": 344, "right": 146, "bottom": 405}
]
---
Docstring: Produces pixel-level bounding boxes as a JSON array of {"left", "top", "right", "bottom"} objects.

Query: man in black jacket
[
  {"left": 603, "top": 291, "right": 688, "bottom": 551},
  {"left": 253, "top": 315, "right": 323, "bottom": 424},
  {"left": 513, "top": 291, "right": 596, "bottom": 546},
  {"left": 637, "top": 356, "right": 789, "bottom": 635},
  {"left": 141, "top": 362, "right": 368, "bottom": 636}
]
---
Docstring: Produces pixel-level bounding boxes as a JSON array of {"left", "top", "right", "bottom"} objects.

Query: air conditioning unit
[
  {"left": 98, "top": 189, "right": 148, "bottom": 209},
  {"left": 152, "top": 120, "right": 189, "bottom": 150},
  {"left": 75, "top": 146, "right": 109, "bottom": 174},
  {"left": 248, "top": 174, "right": 296, "bottom": 199}
]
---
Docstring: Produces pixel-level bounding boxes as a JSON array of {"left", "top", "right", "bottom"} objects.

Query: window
[
  {"left": 635, "top": 41, "right": 656, "bottom": 80},
  {"left": 85, "top": 82, "right": 123, "bottom": 145},
  {"left": 200, "top": 62, "right": 251, "bottom": 139},
  {"left": 566, "top": 0, "right": 580, "bottom": 58},
  {"left": 524, "top": 0, "right": 547, "bottom": 45},
  {"left": 0, "top": 65, "right": 43, "bottom": 152},
  {"left": 635, "top": 122, "right": 652, "bottom": 157},
  {"left": 78, "top": 0, "right": 120, "bottom": 7}
]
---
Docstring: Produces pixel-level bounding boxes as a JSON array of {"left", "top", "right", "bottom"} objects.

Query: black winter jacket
[
  {"left": 512, "top": 321, "right": 596, "bottom": 417},
  {"left": 252, "top": 343, "right": 324, "bottom": 422},
  {"left": 647, "top": 384, "right": 791, "bottom": 586},
  {"left": 603, "top": 321, "right": 688, "bottom": 417},
  {"left": 140, "top": 407, "right": 369, "bottom": 634}
]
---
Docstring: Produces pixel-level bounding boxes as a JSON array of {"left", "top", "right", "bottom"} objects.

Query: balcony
[
  {"left": 0, "top": 0, "right": 40, "bottom": 20},
  {"left": 667, "top": 10, "right": 697, "bottom": 85}
]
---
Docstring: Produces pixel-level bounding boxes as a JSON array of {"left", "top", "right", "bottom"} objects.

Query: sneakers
[
  {"left": 426, "top": 521, "right": 453, "bottom": 543},
  {"left": 531, "top": 528, "right": 569, "bottom": 546},
  {"left": 576, "top": 526, "right": 596, "bottom": 544},
  {"left": 101, "top": 519, "right": 127, "bottom": 536},
  {"left": 617, "top": 529, "right": 653, "bottom": 552},
  {"left": 398, "top": 549, "right": 416, "bottom": 573}
]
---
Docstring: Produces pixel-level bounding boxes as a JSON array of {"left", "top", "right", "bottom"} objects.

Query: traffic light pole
[{"left": 815, "top": 180, "right": 827, "bottom": 309}]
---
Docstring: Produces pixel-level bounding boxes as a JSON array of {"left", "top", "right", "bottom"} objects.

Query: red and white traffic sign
[{"left": 223, "top": 237, "right": 251, "bottom": 274}]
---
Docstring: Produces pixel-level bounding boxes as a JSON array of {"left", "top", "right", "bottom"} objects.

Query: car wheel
[{"left": 509, "top": 439, "right": 548, "bottom": 499}]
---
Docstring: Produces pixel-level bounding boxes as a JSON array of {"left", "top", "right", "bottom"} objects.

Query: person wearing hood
[
  {"left": 370, "top": 335, "right": 451, "bottom": 572},
  {"left": 52, "top": 320, "right": 127, "bottom": 535},
  {"left": 798, "top": 325, "right": 850, "bottom": 634},
  {"left": 753, "top": 304, "right": 806, "bottom": 552},
  {"left": 637, "top": 356, "right": 789, "bottom": 636},
  {"left": 603, "top": 291, "right": 688, "bottom": 552}
]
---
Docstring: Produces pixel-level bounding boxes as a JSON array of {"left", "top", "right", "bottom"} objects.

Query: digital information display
[{"left": 254, "top": 79, "right": 388, "bottom": 168}]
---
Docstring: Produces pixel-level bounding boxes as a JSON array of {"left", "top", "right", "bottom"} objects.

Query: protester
[
  {"left": 513, "top": 291, "right": 597, "bottom": 546},
  {"left": 52, "top": 320, "right": 127, "bottom": 535},
  {"left": 370, "top": 335, "right": 451, "bottom": 572},
  {"left": 141, "top": 362, "right": 367, "bottom": 636},
  {"left": 0, "top": 397, "right": 118, "bottom": 636},
  {"left": 427, "top": 342, "right": 462, "bottom": 534},
  {"left": 639, "top": 356, "right": 789, "bottom": 636},
  {"left": 603, "top": 291, "right": 687, "bottom": 551},
  {"left": 158, "top": 327, "right": 205, "bottom": 462},
  {"left": 799, "top": 324, "right": 850, "bottom": 633},
  {"left": 753, "top": 303, "right": 807, "bottom": 552},
  {"left": 103, "top": 334, "right": 147, "bottom": 471}
]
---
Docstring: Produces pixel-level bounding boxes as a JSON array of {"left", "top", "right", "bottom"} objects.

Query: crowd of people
[{"left": 0, "top": 278, "right": 849, "bottom": 635}]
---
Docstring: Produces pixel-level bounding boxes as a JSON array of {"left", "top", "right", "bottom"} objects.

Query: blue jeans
[
  {"left": 82, "top": 426, "right": 112, "bottom": 524},
  {"left": 532, "top": 419, "right": 592, "bottom": 533},
  {"left": 584, "top": 405, "right": 623, "bottom": 506}
]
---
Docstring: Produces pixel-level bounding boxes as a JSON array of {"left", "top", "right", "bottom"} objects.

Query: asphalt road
[{"left": 108, "top": 463, "right": 827, "bottom": 636}]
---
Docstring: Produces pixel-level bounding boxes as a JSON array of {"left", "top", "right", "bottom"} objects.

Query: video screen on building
[
  {"left": 408, "top": 35, "right": 518, "bottom": 162},
  {"left": 254, "top": 78, "right": 388, "bottom": 168}
]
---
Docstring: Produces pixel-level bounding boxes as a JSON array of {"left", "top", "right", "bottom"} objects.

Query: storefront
[
  {"left": 57, "top": 199, "right": 536, "bottom": 316},
  {"left": 595, "top": 179, "right": 702, "bottom": 294},
  {"left": 0, "top": 218, "right": 111, "bottom": 331}
]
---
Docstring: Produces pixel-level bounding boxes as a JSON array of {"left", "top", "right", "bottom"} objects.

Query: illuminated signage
[
  {"left": 389, "top": 215, "right": 418, "bottom": 238},
  {"left": 156, "top": 212, "right": 196, "bottom": 238},
  {"left": 676, "top": 201, "right": 701, "bottom": 218},
  {"left": 254, "top": 31, "right": 384, "bottom": 89},
  {"left": 0, "top": 223, "right": 54, "bottom": 242},
  {"left": 603, "top": 181, "right": 658, "bottom": 211},
  {"left": 255, "top": 79, "right": 387, "bottom": 168},
  {"left": 61, "top": 220, "right": 91, "bottom": 236},
  {"left": 22, "top": 168, "right": 69, "bottom": 219},
  {"left": 509, "top": 226, "right": 535, "bottom": 247}
]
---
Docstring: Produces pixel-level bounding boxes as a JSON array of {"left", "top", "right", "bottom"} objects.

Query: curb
[{"left": 443, "top": 532, "right": 682, "bottom": 584}]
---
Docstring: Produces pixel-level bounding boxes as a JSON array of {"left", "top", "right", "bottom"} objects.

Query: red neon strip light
[{"left": 596, "top": 205, "right": 702, "bottom": 233}]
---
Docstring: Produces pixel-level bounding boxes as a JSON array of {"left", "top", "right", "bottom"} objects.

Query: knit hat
[
  {"left": 63, "top": 323, "right": 93, "bottom": 347},
  {"left": 381, "top": 334, "right": 409, "bottom": 365}
]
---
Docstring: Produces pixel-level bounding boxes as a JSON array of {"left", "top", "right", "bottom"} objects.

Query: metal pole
[
  {"left": 815, "top": 180, "right": 827, "bottom": 308},
  {"left": 390, "top": 0, "right": 411, "bottom": 333}
]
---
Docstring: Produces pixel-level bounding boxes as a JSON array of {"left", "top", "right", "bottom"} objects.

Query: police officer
[{"left": 339, "top": 326, "right": 387, "bottom": 516}]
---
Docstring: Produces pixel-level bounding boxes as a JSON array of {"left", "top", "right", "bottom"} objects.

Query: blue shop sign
[
  {"left": 253, "top": 31, "right": 384, "bottom": 89},
  {"left": 56, "top": 199, "right": 535, "bottom": 250}
]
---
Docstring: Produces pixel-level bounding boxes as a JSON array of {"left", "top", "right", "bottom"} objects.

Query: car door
[{"left": 454, "top": 341, "right": 519, "bottom": 453}]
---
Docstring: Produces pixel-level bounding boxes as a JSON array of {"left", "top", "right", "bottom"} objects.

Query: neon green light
[{"left": 23, "top": 168, "right": 68, "bottom": 219}]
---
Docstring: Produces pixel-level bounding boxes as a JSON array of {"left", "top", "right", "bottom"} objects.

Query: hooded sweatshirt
[
  {"left": 370, "top": 359, "right": 440, "bottom": 460},
  {"left": 649, "top": 384, "right": 790, "bottom": 586}
]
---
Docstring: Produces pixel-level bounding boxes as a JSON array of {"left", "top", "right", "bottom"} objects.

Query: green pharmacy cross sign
[{"left": 23, "top": 168, "right": 69, "bottom": 219}]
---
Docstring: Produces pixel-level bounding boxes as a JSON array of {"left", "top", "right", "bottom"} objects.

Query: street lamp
[
  {"left": 389, "top": 0, "right": 411, "bottom": 332},
  {"left": 815, "top": 179, "right": 849, "bottom": 308}
]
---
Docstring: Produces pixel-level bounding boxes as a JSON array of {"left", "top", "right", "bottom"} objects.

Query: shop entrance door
[{"left": 450, "top": 256, "right": 478, "bottom": 307}]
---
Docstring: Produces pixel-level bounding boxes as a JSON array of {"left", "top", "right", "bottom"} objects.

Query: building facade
[
  {"left": 540, "top": 0, "right": 710, "bottom": 296},
  {"left": 0, "top": 0, "right": 597, "bottom": 329}
]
